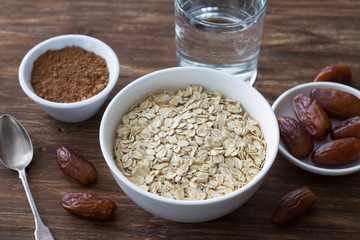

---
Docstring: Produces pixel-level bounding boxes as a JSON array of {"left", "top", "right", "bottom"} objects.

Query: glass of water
[{"left": 175, "top": 0, "right": 267, "bottom": 85}]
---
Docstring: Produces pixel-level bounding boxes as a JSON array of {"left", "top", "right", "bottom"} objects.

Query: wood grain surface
[{"left": 0, "top": 0, "right": 359, "bottom": 239}]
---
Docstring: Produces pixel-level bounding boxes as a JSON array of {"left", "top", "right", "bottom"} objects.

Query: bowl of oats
[{"left": 100, "top": 67, "right": 279, "bottom": 222}]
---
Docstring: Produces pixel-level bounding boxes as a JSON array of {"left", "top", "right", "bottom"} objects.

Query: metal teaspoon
[{"left": 0, "top": 114, "right": 54, "bottom": 240}]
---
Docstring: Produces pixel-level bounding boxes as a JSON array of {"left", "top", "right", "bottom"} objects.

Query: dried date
[
  {"left": 312, "top": 137, "right": 360, "bottom": 167},
  {"left": 61, "top": 192, "right": 117, "bottom": 221},
  {"left": 310, "top": 88, "right": 360, "bottom": 119},
  {"left": 313, "top": 64, "right": 352, "bottom": 84},
  {"left": 331, "top": 116, "right": 360, "bottom": 140},
  {"left": 272, "top": 187, "right": 315, "bottom": 226},
  {"left": 278, "top": 116, "right": 313, "bottom": 159},
  {"left": 293, "top": 93, "right": 332, "bottom": 138},
  {"left": 56, "top": 146, "right": 97, "bottom": 185}
]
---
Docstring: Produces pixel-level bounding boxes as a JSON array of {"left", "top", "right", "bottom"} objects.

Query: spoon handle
[{"left": 19, "top": 169, "right": 55, "bottom": 240}]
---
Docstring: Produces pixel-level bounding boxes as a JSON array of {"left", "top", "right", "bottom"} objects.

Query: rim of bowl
[
  {"left": 272, "top": 81, "right": 360, "bottom": 176},
  {"left": 100, "top": 66, "right": 279, "bottom": 205},
  {"left": 18, "top": 34, "right": 120, "bottom": 109}
]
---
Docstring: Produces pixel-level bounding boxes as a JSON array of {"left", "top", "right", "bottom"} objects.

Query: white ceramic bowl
[
  {"left": 100, "top": 67, "right": 279, "bottom": 223},
  {"left": 272, "top": 82, "right": 360, "bottom": 176},
  {"left": 19, "top": 34, "right": 120, "bottom": 123}
]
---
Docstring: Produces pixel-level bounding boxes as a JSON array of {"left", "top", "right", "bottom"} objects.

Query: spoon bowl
[
  {"left": 0, "top": 114, "right": 54, "bottom": 240},
  {"left": 0, "top": 114, "right": 33, "bottom": 170}
]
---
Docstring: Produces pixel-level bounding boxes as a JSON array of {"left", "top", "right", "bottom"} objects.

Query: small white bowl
[
  {"left": 19, "top": 34, "right": 120, "bottom": 123},
  {"left": 100, "top": 67, "right": 279, "bottom": 222},
  {"left": 272, "top": 82, "right": 360, "bottom": 176}
]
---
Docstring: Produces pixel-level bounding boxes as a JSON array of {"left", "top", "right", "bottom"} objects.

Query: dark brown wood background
[{"left": 1, "top": 0, "right": 359, "bottom": 239}]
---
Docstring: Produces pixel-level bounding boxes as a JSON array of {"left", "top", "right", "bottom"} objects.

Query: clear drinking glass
[{"left": 175, "top": 0, "right": 267, "bottom": 85}]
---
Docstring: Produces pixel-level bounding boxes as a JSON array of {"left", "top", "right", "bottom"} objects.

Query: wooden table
[{"left": 1, "top": 1, "right": 359, "bottom": 239}]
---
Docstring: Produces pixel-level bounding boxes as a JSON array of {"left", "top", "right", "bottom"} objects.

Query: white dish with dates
[{"left": 272, "top": 82, "right": 360, "bottom": 176}]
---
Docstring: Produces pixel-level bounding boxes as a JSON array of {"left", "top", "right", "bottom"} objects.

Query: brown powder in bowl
[{"left": 30, "top": 46, "right": 109, "bottom": 103}]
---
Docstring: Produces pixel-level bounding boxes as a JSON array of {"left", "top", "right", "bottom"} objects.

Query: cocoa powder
[{"left": 31, "top": 46, "right": 109, "bottom": 103}]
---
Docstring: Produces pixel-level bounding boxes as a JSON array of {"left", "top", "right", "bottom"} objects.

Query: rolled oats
[{"left": 114, "top": 85, "right": 266, "bottom": 200}]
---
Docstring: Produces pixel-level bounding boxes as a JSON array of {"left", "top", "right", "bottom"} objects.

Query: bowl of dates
[{"left": 272, "top": 82, "right": 360, "bottom": 176}]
